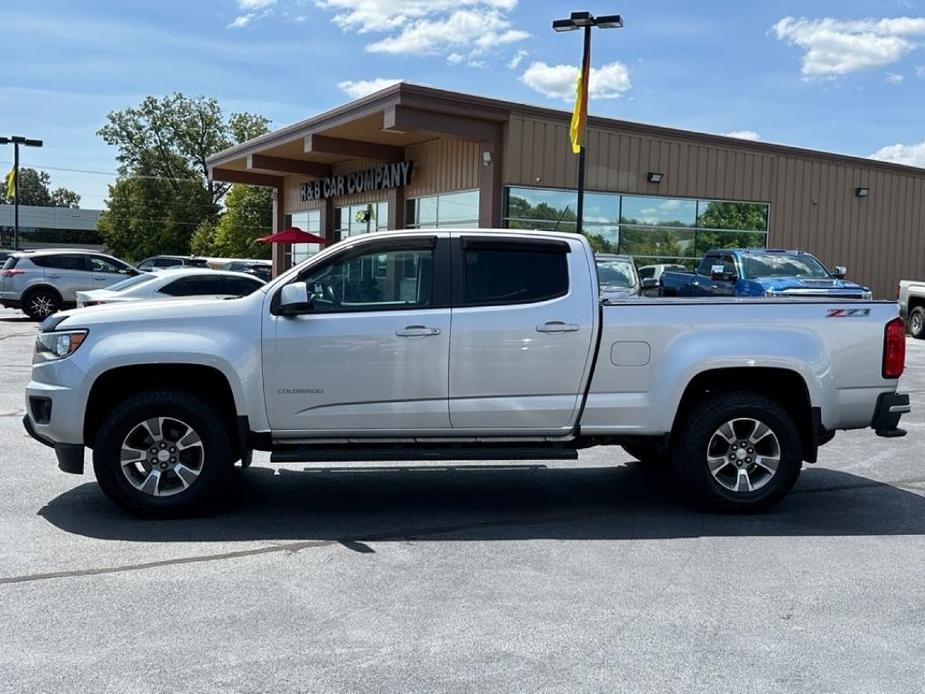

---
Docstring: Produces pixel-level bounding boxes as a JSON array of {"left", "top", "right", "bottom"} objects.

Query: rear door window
[
  {"left": 154, "top": 258, "right": 182, "bottom": 268},
  {"left": 32, "top": 254, "right": 89, "bottom": 271},
  {"left": 222, "top": 276, "right": 263, "bottom": 296},
  {"left": 159, "top": 275, "right": 225, "bottom": 296},
  {"left": 460, "top": 240, "right": 569, "bottom": 306}
]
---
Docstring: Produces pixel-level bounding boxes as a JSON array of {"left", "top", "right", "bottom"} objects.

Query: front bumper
[
  {"left": 871, "top": 392, "right": 910, "bottom": 437},
  {"left": 23, "top": 414, "right": 85, "bottom": 473}
]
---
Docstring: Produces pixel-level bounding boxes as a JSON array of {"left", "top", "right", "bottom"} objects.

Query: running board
[{"left": 270, "top": 443, "right": 579, "bottom": 464}]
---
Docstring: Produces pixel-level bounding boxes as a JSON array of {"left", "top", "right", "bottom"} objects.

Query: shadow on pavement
[{"left": 38, "top": 462, "right": 925, "bottom": 544}]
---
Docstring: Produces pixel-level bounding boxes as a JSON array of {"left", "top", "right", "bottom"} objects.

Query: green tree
[
  {"left": 97, "top": 94, "right": 270, "bottom": 257},
  {"left": 98, "top": 93, "right": 269, "bottom": 205},
  {"left": 204, "top": 185, "right": 272, "bottom": 259},
  {"left": 98, "top": 152, "right": 216, "bottom": 260},
  {"left": 1, "top": 168, "right": 80, "bottom": 207}
]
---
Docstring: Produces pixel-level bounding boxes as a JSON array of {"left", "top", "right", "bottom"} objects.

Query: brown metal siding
[{"left": 505, "top": 114, "right": 925, "bottom": 298}]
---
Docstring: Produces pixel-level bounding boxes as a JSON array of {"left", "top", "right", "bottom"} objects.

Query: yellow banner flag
[
  {"left": 569, "top": 46, "right": 591, "bottom": 154},
  {"left": 4, "top": 169, "right": 14, "bottom": 199}
]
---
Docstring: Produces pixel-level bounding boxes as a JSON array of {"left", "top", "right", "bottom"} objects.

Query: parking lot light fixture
[
  {"left": 856, "top": 187, "right": 870, "bottom": 198},
  {"left": 0, "top": 135, "right": 43, "bottom": 250},
  {"left": 551, "top": 10, "right": 624, "bottom": 235}
]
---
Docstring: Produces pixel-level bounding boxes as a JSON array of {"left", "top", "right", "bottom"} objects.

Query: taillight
[
  {"left": 1, "top": 269, "right": 24, "bottom": 277},
  {"left": 883, "top": 317, "right": 906, "bottom": 379}
]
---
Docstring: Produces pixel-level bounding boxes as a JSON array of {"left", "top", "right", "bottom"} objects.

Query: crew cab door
[
  {"left": 447, "top": 234, "right": 596, "bottom": 434},
  {"left": 263, "top": 235, "right": 452, "bottom": 434}
]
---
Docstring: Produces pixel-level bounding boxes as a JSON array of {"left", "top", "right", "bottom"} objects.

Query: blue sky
[{"left": 4, "top": 0, "right": 925, "bottom": 209}]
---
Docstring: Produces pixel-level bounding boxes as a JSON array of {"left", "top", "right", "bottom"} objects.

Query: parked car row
[{"left": 0, "top": 249, "right": 267, "bottom": 320}]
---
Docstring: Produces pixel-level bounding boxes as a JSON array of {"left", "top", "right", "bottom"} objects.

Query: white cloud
[
  {"left": 507, "top": 49, "right": 528, "bottom": 70},
  {"left": 721, "top": 130, "right": 761, "bottom": 141},
  {"left": 870, "top": 140, "right": 925, "bottom": 167},
  {"left": 315, "top": 1, "right": 526, "bottom": 60},
  {"left": 228, "top": 15, "right": 253, "bottom": 28},
  {"left": 238, "top": 0, "right": 276, "bottom": 8},
  {"left": 520, "top": 61, "right": 631, "bottom": 101},
  {"left": 337, "top": 77, "right": 402, "bottom": 98},
  {"left": 886, "top": 71, "right": 906, "bottom": 83},
  {"left": 315, "top": 0, "right": 516, "bottom": 32},
  {"left": 366, "top": 9, "right": 527, "bottom": 55},
  {"left": 772, "top": 16, "right": 925, "bottom": 78}
]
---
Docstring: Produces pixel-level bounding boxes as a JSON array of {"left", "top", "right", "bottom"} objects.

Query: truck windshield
[
  {"left": 596, "top": 259, "right": 637, "bottom": 289},
  {"left": 742, "top": 255, "right": 831, "bottom": 279}
]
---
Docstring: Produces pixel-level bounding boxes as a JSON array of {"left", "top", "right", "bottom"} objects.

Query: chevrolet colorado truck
[
  {"left": 23, "top": 230, "right": 909, "bottom": 517},
  {"left": 660, "top": 248, "right": 872, "bottom": 299},
  {"left": 898, "top": 280, "right": 925, "bottom": 339}
]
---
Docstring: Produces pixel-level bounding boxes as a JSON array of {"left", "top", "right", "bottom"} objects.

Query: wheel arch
[
  {"left": 22, "top": 283, "right": 63, "bottom": 304},
  {"left": 83, "top": 364, "right": 241, "bottom": 454},
  {"left": 671, "top": 366, "right": 817, "bottom": 462}
]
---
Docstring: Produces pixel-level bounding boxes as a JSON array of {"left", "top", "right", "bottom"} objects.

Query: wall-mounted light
[
  {"left": 647, "top": 171, "right": 664, "bottom": 184},
  {"left": 855, "top": 186, "right": 870, "bottom": 198},
  {"left": 482, "top": 151, "right": 493, "bottom": 166}
]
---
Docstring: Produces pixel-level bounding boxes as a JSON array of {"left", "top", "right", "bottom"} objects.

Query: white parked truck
[
  {"left": 898, "top": 280, "right": 925, "bottom": 339},
  {"left": 24, "top": 230, "right": 910, "bottom": 517}
]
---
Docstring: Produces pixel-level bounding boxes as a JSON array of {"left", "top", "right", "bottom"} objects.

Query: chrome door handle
[
  {"left": 94, "top": 276, "right": 108, "bottom": 281},
  {"left": 396, "top": 325, "right": 441, "bottom": 337},
  {"left": 536, "top": 321, "right": 580, "bottom": 333}
]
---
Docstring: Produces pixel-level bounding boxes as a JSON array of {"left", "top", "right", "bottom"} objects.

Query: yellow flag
[
  {"left": 4, "top": 169, "right": 14, "bottom": 199},
  {"left": 569, "top": 47, "right": 591, "bottom": 154}
]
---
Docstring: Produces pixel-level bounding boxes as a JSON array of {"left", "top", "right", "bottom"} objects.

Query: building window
[
  {"left": 334, "top": 202, "right": 389, "bottom": 242},
  {"left": 286, "top": 209, "right": 322, "bottom": 264},
  {"left": 503, "top": 186, "right": 770, "bottom": 268},
  {"left": 406, "top": 190, "right": 479, "bottom": 228}
]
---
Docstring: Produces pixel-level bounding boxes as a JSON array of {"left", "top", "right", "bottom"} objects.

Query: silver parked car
[{"left": 0, "top": 250, "right": 139, "bottom": 320}]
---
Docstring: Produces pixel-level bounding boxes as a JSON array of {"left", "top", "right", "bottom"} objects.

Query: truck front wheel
[
  {"left": 92, "top": 390, "right": 235, "bottom": 517},
  {"left": 672, "top": 392, "right": 802, "bottom": 512}
]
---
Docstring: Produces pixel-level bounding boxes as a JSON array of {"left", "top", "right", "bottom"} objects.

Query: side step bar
[{"left": 270, "top": 443, "right": 579, "bottom": 464}]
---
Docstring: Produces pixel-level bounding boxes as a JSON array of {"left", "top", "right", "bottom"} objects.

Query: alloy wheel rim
[
  {"left": 120, "top": 417, "right": 205, "bottom": 497},
  {"left": 913, "top": 312, "right": 923, "bottom": 335},
  {"left": 30, "top": 295, "right": 54, "bottom": 318},
  {"left": 706, "top": 417, "right": 781, "bottom": 493}
]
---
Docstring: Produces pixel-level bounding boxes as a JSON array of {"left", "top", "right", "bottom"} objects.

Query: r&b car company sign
[{"left": 300, "top": 160, "right": 414, "bottom": 202}]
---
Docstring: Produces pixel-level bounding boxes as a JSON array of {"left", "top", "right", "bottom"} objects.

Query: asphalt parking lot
[{"left": 1, "top": 308, "right": 924, "bottom": 693}]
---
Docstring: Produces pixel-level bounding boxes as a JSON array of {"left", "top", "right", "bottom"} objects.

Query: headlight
[
  {"left": 862, "top": 291, "right": 873, "bottom": 300},
  {"left": 34, "top": 330, "right": 88, "bottom": 363},
  {"left": 765, "top": 289, "right": 781, "bottom": 297}
]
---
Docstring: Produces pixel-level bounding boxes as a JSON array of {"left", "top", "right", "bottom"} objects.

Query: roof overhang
[{"left": 208, "top": 82, "right": 508, "bottom": 185}]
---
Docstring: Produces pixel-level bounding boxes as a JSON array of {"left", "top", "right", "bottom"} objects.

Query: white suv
[{"left": 0, "top": 250, "right": 138, "bottom": 320}]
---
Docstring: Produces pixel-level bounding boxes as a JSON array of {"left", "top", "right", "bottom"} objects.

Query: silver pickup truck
[
  {"left": 24, "top": 230, "right": 910, "bottom": 517},
  {"left": 898, "top": 280, "right": 925, "bottom": 339}
]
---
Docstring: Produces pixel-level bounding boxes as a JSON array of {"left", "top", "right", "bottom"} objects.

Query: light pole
[
  {"left": 552, "top": 11, "right": 622, "bottom": 235},
  {"left": 0, "top": 136, "right": 44, "bottom": 250}
]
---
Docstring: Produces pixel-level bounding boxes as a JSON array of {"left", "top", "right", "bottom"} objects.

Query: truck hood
[
  {"left": 52, "top": 292, "right": 265, "bottom": 328},
  {"left": 751, "top": 276, "right": 870, "bottom": 293}
]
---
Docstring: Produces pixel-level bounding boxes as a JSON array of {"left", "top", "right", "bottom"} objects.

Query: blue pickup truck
[{"left": 660, "top": 248, "right": 873, "bottom": 299}]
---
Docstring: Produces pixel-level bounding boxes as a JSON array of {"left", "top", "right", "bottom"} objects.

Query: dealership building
[{"left": 207, "top": 83, "right": 925, "bottom": 299}]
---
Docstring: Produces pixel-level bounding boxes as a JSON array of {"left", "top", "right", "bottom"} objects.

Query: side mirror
[
  {"left": 278, "top": 281, "right": 314, "bottom": 315},
  {"left": 833, "top": 266, "right": 847, "bottom": 279},
  {"left": 710, "top": 265, "right": 737, "bottom": 282},
  {"left": 641, "top": 277, "right": 659, "bottom": 289}
]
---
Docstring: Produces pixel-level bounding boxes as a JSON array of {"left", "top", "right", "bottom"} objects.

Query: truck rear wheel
[
  {"left": 92, "top": 390, "right": 234, "bottom": 517},
  {"left": 672, "top": 392, "right": 802, "bottom": 512},
  {"left": 910, "top": 306, "right": 925, "bottom": 339}
]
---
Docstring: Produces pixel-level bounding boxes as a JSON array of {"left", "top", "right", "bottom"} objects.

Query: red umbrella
[{"left": 258, "top": 227, "right": 328, "bottom": 244}]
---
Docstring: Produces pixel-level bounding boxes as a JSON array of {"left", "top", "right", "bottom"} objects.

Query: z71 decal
[{"left": 826, "top": 308, "right": 871, "bottom": 318}]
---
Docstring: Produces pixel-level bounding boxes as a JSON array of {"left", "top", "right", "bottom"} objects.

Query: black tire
[
  {"left": 92, "top": 390, "right": 235, "bottom": 518},
  {"left": 23, "top": 287, "right": 61, "bottom": 321},
  {"left": 672, "top": 392, "right": 802, "bottom": 513},
  {"left": 622, "top": 441, "right": 669, "bottom": 466},
  {"left": 910, "top": 306, "right": 925, "bottom": 340}
]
